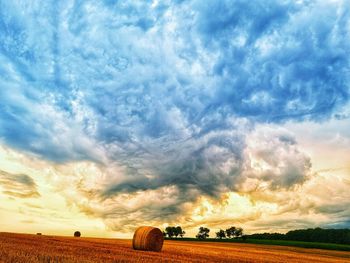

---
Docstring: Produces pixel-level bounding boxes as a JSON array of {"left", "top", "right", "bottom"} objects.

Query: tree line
[
  {"left": 163, "top": 226, "right": 350, "bottom": 245},
  {"left": 163, "top": 226, "right": 244, "bottom": 239},
  {"left": 247, "top": 228, "right": 350, "bottom": 245}
]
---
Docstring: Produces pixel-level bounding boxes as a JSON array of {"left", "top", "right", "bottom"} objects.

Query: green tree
[
  {"left": 180, "top": 229, "right": 185, "bottom": 238},
  {"left": 226, "top": 227, "right": 236, "bottom": 239},
  {"left": 165, "top": 226, "right": 186, "bottom": 238},
  {"left": 216, "top": 229, "right": 226, "bottom": 239},
  {"left": 196, "top": 227, "right": 210, "bottom": 239},
  {"left": 174, "top": 226, "right": 181, "bottom": 238},
  {"left": 234, "top": 227, "right": 243, "bottom": 238},
  {"left": 165, "top": 226, "right": 175, "bottom": 238},
  {"left": 175, "top": 226, "right": 185, "bottom": 238}
]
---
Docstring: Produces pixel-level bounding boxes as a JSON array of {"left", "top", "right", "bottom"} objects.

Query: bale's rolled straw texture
[{"left": 132, "top": 226, "right": 164, "bottom": 252}]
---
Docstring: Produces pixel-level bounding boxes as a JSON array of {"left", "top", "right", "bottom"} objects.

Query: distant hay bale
[
  {"left": 74, "top": 231, "right": 81, "bottom": 237},
  {"left": 132, "top": 226, "right": 164, "bottom": 252},
  {"left": 36, "top": 233, "right": 42, "bottom": 235}
]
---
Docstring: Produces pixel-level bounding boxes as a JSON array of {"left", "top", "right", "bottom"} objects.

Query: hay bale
[
  {"left": 36, "top": 233, "right": 42, "bottom": 235},
  {"left": 132, "top": 226, "right": 164, "bottom": 252},
  {"left": 74, "top": 231, "right": 81, "bottom": 237}
]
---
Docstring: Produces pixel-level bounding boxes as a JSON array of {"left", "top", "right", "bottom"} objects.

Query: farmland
[
  {"left": 165, "top": 238, "right": 350, "bottom": 251},
  {"left": 1, "top": 232, "right": 350, "bottom": 263}
]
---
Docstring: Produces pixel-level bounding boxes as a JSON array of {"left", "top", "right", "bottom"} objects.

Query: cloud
[
  {"left": 0, "top": 170, "right": 40, "bottom": 198},
  {"left": 192, "top": 0, "right": 350, "bottom": 122},
  {"left": 1, "top": 0, "right": 348, "bottom": 159},
  {"left": 239, "top": 126, "right": 311, "bottom": 190},
  {"left": 0, "top": 0, "right": 349, "bottom": 230}
]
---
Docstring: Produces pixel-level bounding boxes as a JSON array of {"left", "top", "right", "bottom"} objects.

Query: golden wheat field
[{"left": 1, "top": 232, "right": 350, "bottom": 263}]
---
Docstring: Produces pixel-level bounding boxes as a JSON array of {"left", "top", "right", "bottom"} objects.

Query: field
[
  {"left": 166, "top": 238, "right": 350, "bottom": 251},
  {"left": 1, "top": 233, "right": 350, "bottom": 263}
]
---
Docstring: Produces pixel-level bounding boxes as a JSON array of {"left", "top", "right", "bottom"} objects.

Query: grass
[{"left": 165, "top": 237, "right": 350, "bottom": 251}]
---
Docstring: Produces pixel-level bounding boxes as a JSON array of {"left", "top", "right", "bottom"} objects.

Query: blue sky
[{"left": 0, "top": 0, "right": 349, "bottom": 236}]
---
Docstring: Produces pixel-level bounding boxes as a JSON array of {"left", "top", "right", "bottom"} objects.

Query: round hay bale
[
  {"left": 36, "top": 233, "right": 42, "bottom": 235},
  {"left": 132, "top": 226, "right": 164, "bottom": 252},
  {"left": 74, "top": 231, "right": 81, "bottom": 237}
]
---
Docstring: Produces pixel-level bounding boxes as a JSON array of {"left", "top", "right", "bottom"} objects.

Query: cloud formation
[
  {"left": 0, "top": 0, "right": 349, "bottom": 231},
  {"left": 0, "top": 170, "right": 40, "bottom": 198}
]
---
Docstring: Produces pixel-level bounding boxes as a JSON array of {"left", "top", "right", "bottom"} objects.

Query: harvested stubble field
[{"left": 1, "top": 232, "right": 350, "bottom": 263}]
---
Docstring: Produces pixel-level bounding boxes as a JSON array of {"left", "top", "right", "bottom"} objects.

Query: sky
[{"left": 0, "top": 0, "right": 349, "bottom": 238}]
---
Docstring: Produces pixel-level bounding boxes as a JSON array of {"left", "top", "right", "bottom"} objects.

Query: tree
[
  {"left": 196, "top": 227, "right": 210, "bottom": 239},
  {"left": 234, "top": 227, "right": 243, "bottom": 238},
  {"left": 180, "top": 230, "right": 185, "bottom": 238},
  {"left": 175, "top": 226, "right": 182, "bottom": 238},
  {"left": 216, "top": 229, "right": 226, "bottom": 239},
  {"left": 246, "top": 228, "right": 350, "bottom": 245},
  {"left": 175, "top": 226, "right": 185, "bottom": 238},
  {"left": 165, "top": 226, "right": 175, "bottom": 238},
  {"left": 225, "top": 226, "right": 244, "bottom": 239},
  {"left": 165, "top": 226, "right": 186, "bottom": 238},
  {"left": 226, "top": 227, "right": 236, "bottom": 239}
]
